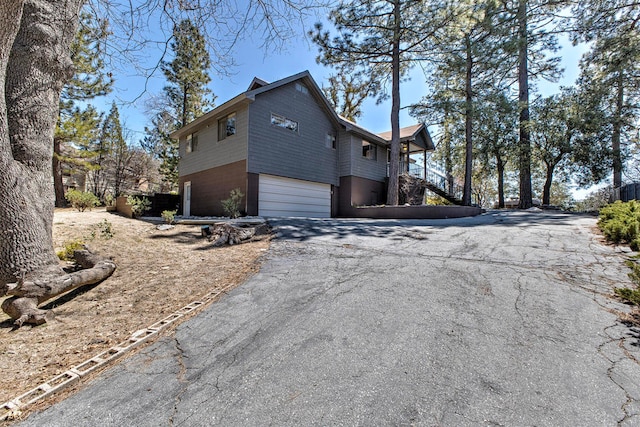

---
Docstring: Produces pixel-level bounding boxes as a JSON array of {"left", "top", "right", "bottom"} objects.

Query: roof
[
  {"left": 170, "top": 70, "right": 429, "bottom": 148},
  {"left": 377, "top": 123, "right": 435, "bottom": 151}
]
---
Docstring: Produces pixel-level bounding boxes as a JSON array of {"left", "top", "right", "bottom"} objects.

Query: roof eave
[{"left": 169, "top": 93, "right": 251, "bottom": 140}]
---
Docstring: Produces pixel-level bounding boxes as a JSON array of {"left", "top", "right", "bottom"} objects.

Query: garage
[{"left": 258, "top": 174, "right": 331, "bottom": 218}]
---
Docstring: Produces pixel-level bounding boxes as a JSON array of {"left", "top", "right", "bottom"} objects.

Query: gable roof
[
  {"left": 170, "top": 70, "right": 428, "bottom": 149},
  {"left": 377, "top": 123, "right": 435, "bottom": 150}
]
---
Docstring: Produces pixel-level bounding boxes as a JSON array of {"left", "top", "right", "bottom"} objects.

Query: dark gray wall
[{"left": 247, "top": 81, "right": 339, "bottom": 186}]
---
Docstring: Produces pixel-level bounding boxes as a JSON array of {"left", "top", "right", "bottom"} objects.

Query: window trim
[
  {"left": 362, "top": 140, "right": 376, "bottom": 160},
  {"left": 326, "top": 133, "right": 337, "bottom": 149},
  {"left": 218, "top": 112, "right": 237, "bottom": 141},
  {"left": 186, "top": 133, "right": 198, "bottom": 153},
  {"left": 271, "top": 112, "right": 299, "bottom": 133}
]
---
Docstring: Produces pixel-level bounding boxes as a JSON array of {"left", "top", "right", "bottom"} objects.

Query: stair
[{"left": 425, "top": 181, "right": 465, "bottom": 206}]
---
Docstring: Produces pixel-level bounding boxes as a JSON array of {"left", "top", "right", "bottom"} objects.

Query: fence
[{"left": 613, "top": 183, "right": 640, "bottom": 202}]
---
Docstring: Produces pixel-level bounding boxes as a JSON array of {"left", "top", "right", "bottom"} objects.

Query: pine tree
[
  {"left": 573, "top": 0, "right": 640, "bottom": 189},
  {"left": 148, "top": 19, "right": 214, "bottom": 190},
  {"left": 54, "top": 11, "right": 113, "bottom": 206},
  {"left": 312, "top": 0, "right": 464, "bottom": 205}
]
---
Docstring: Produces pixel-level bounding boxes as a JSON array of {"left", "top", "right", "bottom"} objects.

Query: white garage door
[{"left": 259, "top": 174, "right": 331, "bottom": 218}]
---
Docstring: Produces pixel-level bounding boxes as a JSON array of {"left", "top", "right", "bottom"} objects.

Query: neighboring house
[{"left": 170, "top": 70, "right": 434, "bottom": 218}]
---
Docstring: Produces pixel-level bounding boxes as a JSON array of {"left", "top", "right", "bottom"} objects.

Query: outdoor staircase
[{"left": 424, "top": 167, "right": 465, "bottom": 206}]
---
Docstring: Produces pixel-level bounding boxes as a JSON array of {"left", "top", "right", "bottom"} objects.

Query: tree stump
[{"left": 206, "top": 222, "right": 270, "bottom": 247}]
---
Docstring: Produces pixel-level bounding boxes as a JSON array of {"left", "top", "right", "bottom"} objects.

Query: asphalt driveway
[{"left": 19, "top": 211, "right": 640, "bottom": 426}]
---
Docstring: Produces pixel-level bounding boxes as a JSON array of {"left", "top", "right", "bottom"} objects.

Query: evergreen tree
[
  {"left": 512, "top": 0, "right": 564, "bottom": 208},
  {"left": 312, "top": 0, "right": 465, "bottom": 205},
  {"left": 54, "top": 11, "right": 113, "bottom": 206},
  {"left": 475, "top": 91, "right": 518, "bottom": 208},
  {"left": 148, "top": 19, "right": 214, "bottom": 191},
  {"left": 573, "top": 0, "right": 640, "bottom": 188},
  {"left": 530, "top": 92, "right": 576, "bottom": 206},
  {"left": 88, "top": 102, "right": 127, "bottom": 200}
]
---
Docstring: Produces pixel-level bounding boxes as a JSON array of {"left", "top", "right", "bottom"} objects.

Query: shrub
[
  {"left": 126, "top": 195, "right": 152, "bottom": 218},
  {"left": 221, "top": 188, "right": 244, "bottom": 218},
  {"left": 615, "top": 287, "right": 640, "bottom": 306},
  {"left": 104, "top": 193, "right": 115, "bottom": 207},
  {"left": 598, "top": 201, "right": 640, "bottom": 250},
  {"left": 56, "top": 239, "right": 85, "bottom": 261},
  {"left": 161, "top": 210, "right": 177, "bottom": 224},
  {"left": 89, "top": 219, "right": 114, "bottom": 240},
  {"left": 65, "top": 189, "right": 99, "bottom": 212}
]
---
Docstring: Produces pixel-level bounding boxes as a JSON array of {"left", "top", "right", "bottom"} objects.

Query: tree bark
[
  {"left": 386, "top": 0, "right": 401, "bottom": 206},
  {"left": 612, "top": 71, "right": 624, "bottom": 189},
  {"left": 463, "top": 34, "right": 473, "bottom": 206},
  {"left": 517, "top": 0, "right": 533, "bottom": 209},
  {"left": 2, "top": 250, "right": 116, "bottom": 326},
  {"left": 53, "top": 136, "right": 67, "bottom": 207},
  {"left": 1, "top": 0, "right": 117, "bottom": 326},
  {"left": 542, "top": 162, "right": 554, "bottom": 206},
  {"left": 496, "top": 152, "right": 505, "bottom": 208}
]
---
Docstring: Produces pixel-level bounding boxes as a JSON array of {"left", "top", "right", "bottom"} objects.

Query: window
[
  {"left": 296, "top": 82, "right": 309, "bottom": 95},
  {"left": 326, "top": 133, "right": 336, "bottom": 149},
  {"left": 362, "top": 140, "right": 376, "bottom": 160},
  {"left": 218, "top": 112, "right": 236, "bottom": 141},
  {"left": 186, "top": 133, "right": 198, "bottom": 153},
  {"left": 271, "top": 113, "right": 298, "bottom": 133}
]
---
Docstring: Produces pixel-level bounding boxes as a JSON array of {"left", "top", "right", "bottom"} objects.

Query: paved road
[{"left": 20, "top": 211, "right": 640, "bottom": 426}]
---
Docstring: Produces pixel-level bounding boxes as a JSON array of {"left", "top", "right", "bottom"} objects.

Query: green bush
[
  {"left": 161, "top": 209, "right": 177, "bottom": 224},
  {"left": 221, "top": 188, "right": 244, "bottom": 219},
  {"left": 89, "top": 219, "right": 114, "bottom": 240},
  {"left": 598, "top": 201, "right": 640, "bottom": 250},
  {"left": 56, "top": 239, "right": 85, "bottom": 261},
  {"left": 615, "top": 287, "right": 640, "bottom": 306},
  {"left": 126, "top": 195, "right": 152, "bottom": 218},
  {"left": 65, "top": 189, "right": 100, "bottom": 212}
]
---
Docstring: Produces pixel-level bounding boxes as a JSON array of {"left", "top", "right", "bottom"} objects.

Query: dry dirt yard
[{"left": 0, "top": 208, "right": 270, "bottom": 417}]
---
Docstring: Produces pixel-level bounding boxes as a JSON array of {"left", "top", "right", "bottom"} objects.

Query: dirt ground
[{"left": 0, "top": 208, "right": 270, "bottom": 416}]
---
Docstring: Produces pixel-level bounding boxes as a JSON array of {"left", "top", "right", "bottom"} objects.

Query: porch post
[
  {"left": 423, "top": 149, "right": 427, "bottom": 180},
  {"left": 406, "top": 143, "right": 410, "bottom": 173}
]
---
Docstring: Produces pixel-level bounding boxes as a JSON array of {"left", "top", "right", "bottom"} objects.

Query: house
[{"left": 170, "top": 71, "right": 434, "bottom": 218}]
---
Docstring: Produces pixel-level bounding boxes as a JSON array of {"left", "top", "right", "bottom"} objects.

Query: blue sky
[{"left": 103, "top": 23, "right": 587, "bottom": 144}]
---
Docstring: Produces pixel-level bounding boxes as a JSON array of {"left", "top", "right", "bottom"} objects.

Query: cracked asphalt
[{"left": 19, "top": 210, "right": 640, "bottom": 426}]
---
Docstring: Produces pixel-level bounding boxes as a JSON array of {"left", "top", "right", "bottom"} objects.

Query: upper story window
[
  {"left": 271, "top": 113, "right": 298, "bottom": 133},
  {"left": 186, "top": 133, "right": 198, "bottom": 153},
  {"left": 362, "top": 140, "right": 376, "bottom": 160},
  {"left": 326, "top": 133, "right": 336, "bottom": 149},
  {"left": 296, "top": 82, "right": 309, "bottom": 95},
  {"left": 218, "top": 112, "right": 236, "bottom": 141}
]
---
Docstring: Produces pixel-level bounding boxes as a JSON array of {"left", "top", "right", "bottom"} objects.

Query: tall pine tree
[
  {"left": 147, "top": 19, "right": 214, "bottom": 191},
  {"left": 54, "top": 11, "right": 113, "bottom": 206},
  {"left": 573, "top": 0, "right": 640, "bottom": 189},
  {"left": 312, "top": 0, "right": 464, "bottom": 205}
]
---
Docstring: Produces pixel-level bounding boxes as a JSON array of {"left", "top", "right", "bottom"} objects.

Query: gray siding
[
  {"left": 179, "top": 106, "right": 249, "bottom": 177},
  {"left": 348, "top": 136, "right": 388, "bottom": 182},
  {"left": 247, "top": 82, "right": 338, "bottom": 186},
  {"left": 337, "top": 130, "right": 352, "bottom": 177}
]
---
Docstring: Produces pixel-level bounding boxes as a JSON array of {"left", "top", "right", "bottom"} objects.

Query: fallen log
[{"left": 206, "top": 222, "right": 271, "bottom": 247}]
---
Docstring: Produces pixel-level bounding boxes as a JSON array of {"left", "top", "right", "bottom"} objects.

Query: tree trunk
[
  {"left": 542, "top": 162, "right": 554, "bottom": 206},
  {"left": 386, "top": 0, "right": 401, "bottom": 206},
  {"left": 1, "top": 0, "right": 116, "bottom": 326},
  {"left": 53, "top": 136, "right": 67, "bottom": 207},
  {"left": 517, "top": 0, "right": 532, "bottom": 209},
  {"left": 496, "top": 152, "right": 505, "bottom": 208},
  {"left": 2, "top": 250, "right": 116, "bottom": 326},
  {"left": 612, "top": 71, "right": 624, "bottom": 189},
  {"left": 463, "top": 34, "right": 473, "bottom": 206},
  {"left": 443, "top": 112, "right": 454, "bottom": 195}
]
